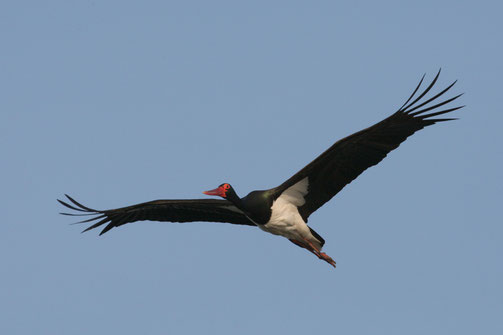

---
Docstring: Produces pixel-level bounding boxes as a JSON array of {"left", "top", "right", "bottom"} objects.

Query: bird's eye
[{"left": 224, "top": 184, "right": 230, "bottom": 190}]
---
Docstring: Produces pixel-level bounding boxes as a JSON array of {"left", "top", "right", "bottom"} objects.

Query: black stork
[{"left": 59, "top": 70, "right": 463, "bottom": 268}]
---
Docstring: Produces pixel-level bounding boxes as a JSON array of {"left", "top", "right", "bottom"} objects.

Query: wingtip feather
[{"left": 99, "top": 225, "right": 114, "bottom": 235}]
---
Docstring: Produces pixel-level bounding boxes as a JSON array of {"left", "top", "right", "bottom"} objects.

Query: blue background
[{"left": 1, "top": 1, "right": 501, "bottom": 334}]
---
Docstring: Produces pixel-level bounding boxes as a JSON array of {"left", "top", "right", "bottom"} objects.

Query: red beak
[{"left": 203, "top": 187, "right": 226, "bottom": 197}]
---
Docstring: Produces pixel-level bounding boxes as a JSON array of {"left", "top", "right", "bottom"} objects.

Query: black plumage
[
  {"left": 59, "top": 70, "right": 463, "bottom": 267},
  {"left": 59, "top": 194, "right": 254, "bottom": 236},
  {"left": 271, "top": 70, "right": 463, "bottom": 221}
]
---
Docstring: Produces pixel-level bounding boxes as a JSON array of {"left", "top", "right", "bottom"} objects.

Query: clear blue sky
[{"left": 1, "top": 1, "right": 501, "bottom": 334}]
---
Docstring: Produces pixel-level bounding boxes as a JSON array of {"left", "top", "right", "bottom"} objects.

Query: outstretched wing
[
  {"left": 274, "top": 70, "right": 464, "bottom": 221},
  {"left": 59, "top": 194, "right": 255, "bottom": 235}
]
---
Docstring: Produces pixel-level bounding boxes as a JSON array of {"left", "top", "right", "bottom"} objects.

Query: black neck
[{"left": 229, "top": 190, "right": 273, "bottom": 225}]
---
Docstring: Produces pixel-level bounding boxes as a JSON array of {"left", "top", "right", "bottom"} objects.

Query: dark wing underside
[
  {"left": 58, "top": 194, "right": 255, "bottom": 235},
  {"left": 274, "top": 70, "right": 464, "bottom": 221}
]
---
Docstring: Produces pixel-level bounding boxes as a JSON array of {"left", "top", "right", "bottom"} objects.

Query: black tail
[{"left": 309, "top": 226, "right": 325, "bottom": 247}]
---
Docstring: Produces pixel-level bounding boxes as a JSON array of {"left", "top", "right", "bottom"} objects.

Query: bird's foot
[
  {"left": 297, "top": 238, "right": 336, "bottom": 269},
  {"left": 318, "top": 252, "right": 336, "bottom": 268}
]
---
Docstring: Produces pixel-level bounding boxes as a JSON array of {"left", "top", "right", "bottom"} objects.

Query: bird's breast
[{"left": 259, "top": 178, "right": 312, "bottom": 241}]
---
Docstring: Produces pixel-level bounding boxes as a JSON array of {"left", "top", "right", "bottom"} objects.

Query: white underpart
[{"left": 259, "top": 177, "right": 323, "bottom": 250}]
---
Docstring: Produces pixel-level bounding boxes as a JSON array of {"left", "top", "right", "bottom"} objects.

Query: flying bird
[{"left": 59, "top": 70, "right": 463, "bottom": 268}]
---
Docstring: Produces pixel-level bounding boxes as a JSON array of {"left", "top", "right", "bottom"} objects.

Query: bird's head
[{"left": 203, "top": 183, "right": 237, "bottom": 200}]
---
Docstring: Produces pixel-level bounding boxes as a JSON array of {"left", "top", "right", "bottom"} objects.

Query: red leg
[
  {"left": 289, "top": 239, "right": 309, "bottom": 249},
  {"left": 289, "top": 238, "right": 336, "bottom": 268}
]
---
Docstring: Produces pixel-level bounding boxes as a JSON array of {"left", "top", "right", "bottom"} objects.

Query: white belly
[
  {"left": 259, "top": 203, "right": 310, "bottom": 240},
  {"left": 258, "top": 178, "right": 322, "bottom": 250}
]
